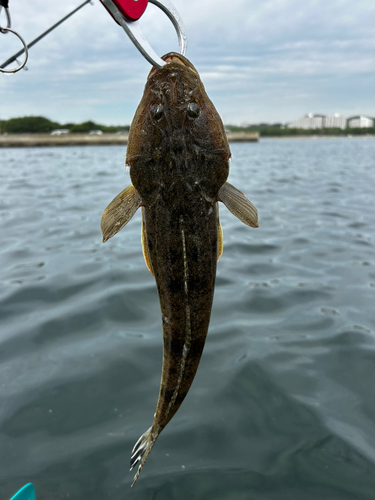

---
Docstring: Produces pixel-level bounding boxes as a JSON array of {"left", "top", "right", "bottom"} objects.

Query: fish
[{"left": 101, "top": 52, "right": 258, "bottom": 486}]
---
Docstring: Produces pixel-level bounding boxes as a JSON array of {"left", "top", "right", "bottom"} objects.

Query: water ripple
[{"left": 0, "top": 140, "right": 375, "bottom": 498}]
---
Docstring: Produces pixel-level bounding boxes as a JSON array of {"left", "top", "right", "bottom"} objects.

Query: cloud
[{"left": 0, "top": 0, "right": 374, "bottom": 124}]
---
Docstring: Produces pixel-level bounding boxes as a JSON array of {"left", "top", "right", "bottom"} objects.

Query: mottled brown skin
[
  {"left": 128, "top": 52, "right": 230, "bottom": 481},
  {"left": 101, "top": 52, "right": 258, "bottom": 485}
]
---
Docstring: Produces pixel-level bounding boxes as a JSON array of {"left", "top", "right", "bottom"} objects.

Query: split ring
[{"left": 0, "top": 27, "right": 28, "bottom": 73}]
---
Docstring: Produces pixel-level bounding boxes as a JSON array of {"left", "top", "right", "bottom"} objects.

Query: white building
[
  {"left": 287, "top": 113, "right": 325, "bottom": 130},
  {"left": 288, "top": 113, "right": 348, "bottom": 130},
  {"left": 324, "top": 113, "right": 347, "bottom": 129},
  {"left": 348, "top": 116, "right": 374, "bottom": 128}
]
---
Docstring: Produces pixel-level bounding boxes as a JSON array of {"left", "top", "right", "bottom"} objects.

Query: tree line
[
  {"left": 0, "top": 116, "right": 130, "bottom": 134},
  {"left": 0, "top": 116, "right": 374, "bottom": 136},
  {"left": 225, "top": 124, "right": 375, "bottom": 137}
]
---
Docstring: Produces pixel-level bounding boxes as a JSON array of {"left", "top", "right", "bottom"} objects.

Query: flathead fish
[{"left": 101, "top": 52, "right": 258, "bottom": 485}]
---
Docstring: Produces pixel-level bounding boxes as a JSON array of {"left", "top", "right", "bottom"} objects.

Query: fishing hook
[
  {"left": 100, "top": 0, "right": 187, "bottom": 68},
  {"left": 0, "top": 3, "right": 28, "bottom": 73}
]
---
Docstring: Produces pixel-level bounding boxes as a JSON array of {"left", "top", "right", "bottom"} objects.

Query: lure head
[{"left": 127, "top": 52, "right": 230, "bottom": 205}]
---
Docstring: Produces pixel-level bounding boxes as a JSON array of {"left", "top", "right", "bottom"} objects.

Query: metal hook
[
  {"left": 1, "top": 3, "right": 29, "bottom": 73},
  {"left": 1, "top": 0, "right": 92, "bottom": 72},
  {"left": 101, "top": 0, "right": 187, "bottom": 68},
  {"left": 0, "top": 5, "right": 11, "bottom": 32},
  {"left": 0, "top": 27, "right": 28, "bottom": 73}
]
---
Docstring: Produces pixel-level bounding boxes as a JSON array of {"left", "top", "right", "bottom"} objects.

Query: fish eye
[
  {"left": 187, "top": 102, "right": 200, "bottom": 118},
  {"left": 150, "top": 103, "right": 164, "bottom": 121}
]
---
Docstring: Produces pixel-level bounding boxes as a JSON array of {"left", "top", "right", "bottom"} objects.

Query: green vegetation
[
  {"left": 0, "top": 116, "right": 374, "bottom": 136},
  {"left": 68, "top": 120, "right": 130, "bottom": 134},
  {"left": 225, "top": 123, "right": 375, "bottom": 137},
  {"left": 0, "top": 116, "right": 60, "bottom": 134},
  {"left": 0, "top": 116, "right": 130, "bottom": 134}
]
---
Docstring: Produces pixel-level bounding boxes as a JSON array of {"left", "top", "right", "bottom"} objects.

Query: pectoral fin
[
  {"left": 101, "top": 184, "right": 142, "bottom": 242},
  {"left": 142, "top": 208, "right": 154, "bottom": 276},
  {"left": 218, "top": 182, "right": 258, "bottom": 228}
]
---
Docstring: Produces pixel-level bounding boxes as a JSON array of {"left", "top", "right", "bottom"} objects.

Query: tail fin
[{"left": 130, "top": 426, "right": 157, "bottom": 486}]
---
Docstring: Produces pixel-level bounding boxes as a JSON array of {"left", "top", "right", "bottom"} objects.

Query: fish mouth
[{"left": 148, "top": 52, "right": 198, "bottom": 79}]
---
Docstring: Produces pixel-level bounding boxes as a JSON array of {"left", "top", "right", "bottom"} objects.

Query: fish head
[{"left": 127, "top": 52, "right": 230, "bottom": 205}]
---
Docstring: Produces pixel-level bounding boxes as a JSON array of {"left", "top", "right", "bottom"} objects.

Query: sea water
[{"left": 0, "top": 138, "right": 375, "bottom": 499}]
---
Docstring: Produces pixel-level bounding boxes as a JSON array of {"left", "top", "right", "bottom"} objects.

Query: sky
[{"left": 0, "top": 0, "right": 374, "bottom": 125}]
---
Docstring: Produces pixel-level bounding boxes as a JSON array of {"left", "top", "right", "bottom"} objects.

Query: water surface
[{"left": 0, "top": 138, "right": 375, "bottom": 499}]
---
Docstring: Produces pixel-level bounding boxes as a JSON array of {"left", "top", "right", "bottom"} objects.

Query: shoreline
[
  {"left": 261, "top": 134, "right": 375, "bottom": 139},
  {"left": 0, "top": 132, "right": 260, "bottom": 148},
  {"left": 1, "top": 132, "right": 373, "bottom": 148}
]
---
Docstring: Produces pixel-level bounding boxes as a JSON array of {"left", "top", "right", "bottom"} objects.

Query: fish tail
[{"left": 130, "top": 426, "right": 157, "bottom": 486}]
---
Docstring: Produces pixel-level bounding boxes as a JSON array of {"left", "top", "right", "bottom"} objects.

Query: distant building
[
  {"left": 288, "top": 113, "right": 347, "bottom": 130},
  {"left": 287, "top": 113, "right": 324, "bottom": 129},
  {"left": 324, "top": 113, "right": 346, "bottom": 129},
  {"left": 348, "top": 116, "right": 374, "bottom": 128}
]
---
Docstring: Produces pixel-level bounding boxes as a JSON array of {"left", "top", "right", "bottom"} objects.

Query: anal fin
[
  {"left": 141, "top": 208, "right": 154, "bottom": 276},
  {"left": 217, "top": 212, "right": 223, "bottom": 262}
]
